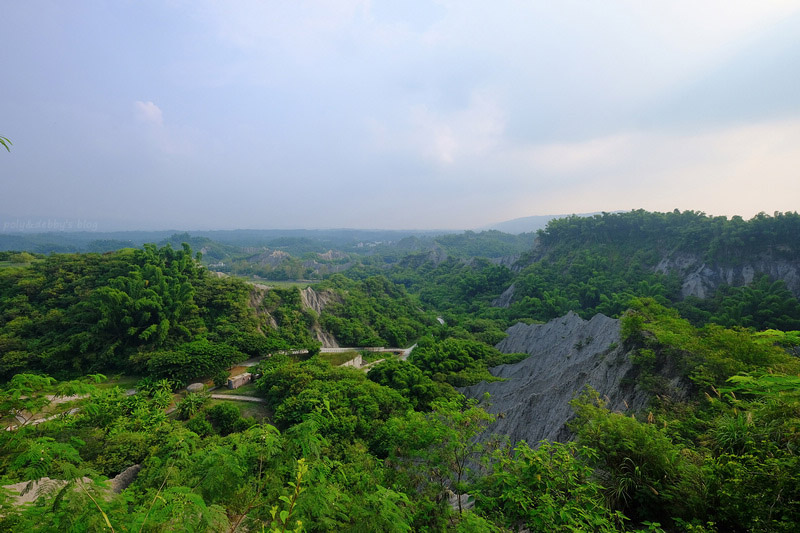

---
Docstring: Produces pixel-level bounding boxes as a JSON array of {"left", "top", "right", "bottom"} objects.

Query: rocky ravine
[{"left": 462, "top": 312, "right": 683, "bottom": 445}]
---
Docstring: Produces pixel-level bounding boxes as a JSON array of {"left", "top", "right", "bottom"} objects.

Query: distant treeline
[{"left": 537, "top": 209, "right": 800, "bottom": 262}]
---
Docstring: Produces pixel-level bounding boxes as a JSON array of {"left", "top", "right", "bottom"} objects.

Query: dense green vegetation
[
  {"left": 571, "top": 299, "right": 800, "bottom": 531},
  {"left": 0, "top": 244, "right": 260, "bottom": 384},
  {"left": 504, "top": 211, "right": 799, "bottom": 324},
  {"left": 316, "top": 274, "right": 434, "bottom": 347},
  {"left": 407, "top": 335, "right": 527, "bottom": 387},
  {"left": 0, "top": 246, "right": 436, "bottom": 385},
  {"left": 1, "top": 210, "right": 800, "bottom": 531},
  {"left": 536, "top": 210, "right": 800, "bottom": 261},
  {"left": 360, "top": 210, "right": 800, "bottom": 333},
  {"left": 676, "top": 274, "right": 800, "bottom": 331},
  {"left": 0, "top": 228, "right": 533, "bottom": 279}
]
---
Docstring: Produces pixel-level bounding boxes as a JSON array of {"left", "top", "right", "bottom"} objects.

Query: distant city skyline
[{"left": 2, "top": 2, "right": 799, "bottom": 230}]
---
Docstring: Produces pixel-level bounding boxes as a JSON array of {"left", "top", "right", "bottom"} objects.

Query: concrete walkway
[{"left": 210, "top": 394, "right": 266, "bottom": 403}]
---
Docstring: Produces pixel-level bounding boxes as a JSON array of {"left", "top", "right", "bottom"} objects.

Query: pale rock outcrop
[
  {"left": 313, "top": 326, "right": 340, "bottom": 348},
  {"left": 250, "top": 250, "right": 291, "bottom": 267},
  {"left": 318, "top": 250, "right": 348, "bottom": 261},
  {"left": 492, "top": 252, "right": 800, "bottom": 307},
  {"left": 300, "top": 287, "right": 338, "bottom": 315},
  {"left": 490, "top": 254, "right": 521, "bottom": 269},
  {"left": 2, "top": 478, "right": 93, "bottom": 505},
  {"left": 3, "top": 465, "right": 141, "bottom": 506},
  {"left": 248, "top": 285, "right": 279, "bottom": 330},
  {"left": 300, "top": 287, "right": 342, "bottom": 347},
  {"left": 110, "top": 464, "right": 142, "bottom": 493}
]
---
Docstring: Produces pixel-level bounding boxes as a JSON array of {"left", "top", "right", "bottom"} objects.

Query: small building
[{"left": 227, "top": 373, "right": 252, "bottom": 390}]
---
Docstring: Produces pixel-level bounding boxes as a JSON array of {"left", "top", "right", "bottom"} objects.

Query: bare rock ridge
[
  {"left": 300, "top": 287, "right": 341, "bottom": 348},
  {"left": 248, "top": 285, "right": 279, "bottom": 331},
  {"left": 462, "top": 312, "right": 652, "bottom": 445},
  {"left": 3, "top": 464, "right": 141, "bottom": 506},
  {"left": 655, "top": 253, "right": 800, "bottom": 299},
  {"left": 249, "top": 249, "right": 291, "bottom": 267},
  {"left": 300, "top": 286, "right": 336, "bottom": 315},
  {"left": 110, "top": 464, "right": 142, "bottom": 493},
  {"left": 489, "top": 254, "right": 521, "bottom": 269},
  {"left": 313, "top": 326, "right": 339, "bottom": 348}
]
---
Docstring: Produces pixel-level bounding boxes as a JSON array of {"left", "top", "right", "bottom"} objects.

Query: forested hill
[
  {"left": 0, "top": 244, "right": 263, "bottom": 382},
  {"left": 487, "top": 210, "right": 800, "bottom": 330},
  {"left": 534, "top": 209, "right": 800, "bottom": 262},
  {"left": 0, "top": 247, "right": 437, "bottom": 382}
]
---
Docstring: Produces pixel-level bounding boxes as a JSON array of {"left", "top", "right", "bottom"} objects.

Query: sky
[{"left": 2, "top": 1, "right": 800, "bottom": 231}]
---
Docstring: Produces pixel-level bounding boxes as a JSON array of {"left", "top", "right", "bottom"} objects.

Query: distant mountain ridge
[{"left": 480, "top": 212, "right": 610, "bottom": 234}]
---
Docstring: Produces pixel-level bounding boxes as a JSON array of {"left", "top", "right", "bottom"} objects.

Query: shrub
[
  {"left": 206, "top": 403, "right": 243, "bottom": 436},
  {"left": 185, "top": 416, "right": 213, "bottom": 437},
  {"left": 176, "top": 392, "right": 210, "bottom": 421}
]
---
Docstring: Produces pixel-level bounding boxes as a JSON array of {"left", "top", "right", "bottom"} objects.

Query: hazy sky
[{"left": 2, "top": 1, "right": 800, "bottom": 231}]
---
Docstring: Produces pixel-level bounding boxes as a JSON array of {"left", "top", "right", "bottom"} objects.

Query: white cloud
[
  {"left": 520, "top": 135, "right": 636, "bottom": 176},
  {"left": 132, "top": 100, "right": 196, "bottom": 156},
  {"left": 372, "top": 90, "right": 505, "bottom": 166},
  {"left": 204, "top": 0, "right": 369, "bottom": 51},
  {"left": 134, "top": 101, "right": 164, "bottom": 127},
  {"left": 7, "top": 1, "right": 800, "bottom": 229}
]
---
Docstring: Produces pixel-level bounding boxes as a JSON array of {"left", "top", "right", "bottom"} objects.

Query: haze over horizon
[{"left": 3, "top": 2, "right": 800, "bottom": 231}]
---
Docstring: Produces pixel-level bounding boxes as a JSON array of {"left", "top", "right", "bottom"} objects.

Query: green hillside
[{"left": 1, "top": 210, "right": 799, "bottom": 531}]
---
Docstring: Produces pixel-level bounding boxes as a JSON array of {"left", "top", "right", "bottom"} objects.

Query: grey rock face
[
  {"left": 655, "top": 253, "right": 800, "bottom": 299},
  {"left": 111, "top": 464, "right": 142, "bottom": 493},
  {"left": 186, "top": 383, "right": 205, "bottom": 393},
  {"left": 462, "top": 312, "right": 649, "bottom": 445},
  {"left": 491, "top": 283, "right": 516, "bottom": 308},
  {"left": 300, "top": 287, "right": 339, "bottom": 315},
  {"left": 313, "top": 325, "right": 340, "bottom": 348},
  {"left": 300, "top": 287, "right": 342, "bottom": 347},
  {"left": 249, "top": 249, "right": 291, "bottom": 267},
  {"left": 490, "top": 254, "right": 521, "bottom": 269}
]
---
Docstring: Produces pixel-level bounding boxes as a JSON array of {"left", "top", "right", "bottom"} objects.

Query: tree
[
  {"left": 0, "top": 136, "right": 10, "bottom": 152},
  {"left": 476, "top": 441, "right": 626, "bottom": 532},
  {"left": 367, "top": 358, "right": 446, "bottom": 410},
  {"left": 569, "top": 388, "right": 704, "bottom": 524},
  {"left": 381, "top": 394, "right": 495, "bottom": 523}
]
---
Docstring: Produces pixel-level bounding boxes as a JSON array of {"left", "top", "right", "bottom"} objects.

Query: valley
[{"left": 0, "top": 210, "right": 799, "bottom": 532}]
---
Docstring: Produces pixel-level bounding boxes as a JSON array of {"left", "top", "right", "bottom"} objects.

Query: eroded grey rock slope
[
  {"left": 462, "top": 312, "right": 651, "bottom": 445},
  {"left": 655, "top": 253, "right": 800, "bottom": 298}
]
